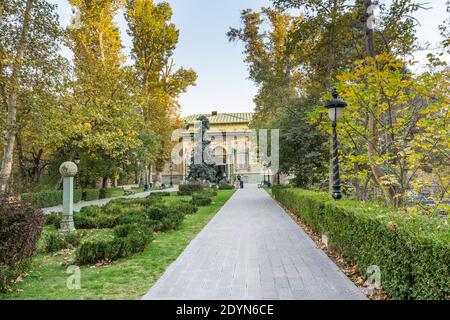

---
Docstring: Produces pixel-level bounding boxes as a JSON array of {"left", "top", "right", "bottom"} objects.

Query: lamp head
[{"left": 325, "top": 88, "right": 347, "bottom": 122}]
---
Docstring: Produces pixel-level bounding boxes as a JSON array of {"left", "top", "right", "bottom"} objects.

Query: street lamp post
[
  {"left": 169, "top": 164, "right": 173, "bottom": 187},
  {"left": 74, "top": 157, "right": 81, "bottom": 189},
  {"left": 325, "top": 88, "right": 347, "bottom": 200}
]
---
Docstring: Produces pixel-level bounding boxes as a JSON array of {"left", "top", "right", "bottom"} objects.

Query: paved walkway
[
  {"left": 42, "top": 187, "right": 178, "bottom": 213},
  {"left": 143, "top": 185, "right": 366, "bottom": 300}
]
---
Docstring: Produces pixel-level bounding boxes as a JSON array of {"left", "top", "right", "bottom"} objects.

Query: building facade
[{"left": 161, "top": 112, "right": 272, "bottom": 185}]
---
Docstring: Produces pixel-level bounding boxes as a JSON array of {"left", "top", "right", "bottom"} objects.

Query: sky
[{"left": 50, "top": 0, "right": 448, "bottom": 116}]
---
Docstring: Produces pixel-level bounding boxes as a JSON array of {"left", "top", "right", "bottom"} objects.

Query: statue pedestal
[
  {"left": 60, "top": 176, "right": 75, "bottom": 232},
  {"left": 59, "top": 162, "right": 78, "bottom": 233}
]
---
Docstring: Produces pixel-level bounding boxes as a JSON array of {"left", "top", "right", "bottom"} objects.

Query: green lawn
[
  {"left": 109, "top": 186, "right": 167, "bottom": 197},
  {"left": 0, "top": 190, "right": 235, "bottom": 300}
]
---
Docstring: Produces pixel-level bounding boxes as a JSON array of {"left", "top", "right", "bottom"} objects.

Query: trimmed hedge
[
  {"left": 99, "top": 188, "right": 113, "bottom": 199},
  {"left": 147, "top": 204, "right": 184, "bottom": 232},
  {"left": 42, "top": 231, "right": 81, "bottom": 253},
  {"left": 82, "top": 189, "right": 100, "bottom": 201},
  {"left": 178, "top": 182, "right": 205, "bottom": 195},
  {"left": 218, "top": 183, "right": 234, "bottom": 190},
  {"left": 173, "top": 201, "right": 199, "bottom": 215},
  {"left": 272, "top": 187, "right": 450, "bottom": 300},
  {"left": 177, "top": 190, "right": 193, "bottom": 196},
  {"left": 21, "top": 190, "right": 82, "bottom": 208},
  {"left": 192, "top": 193, "right": 212, "bottom": 206},
  {"left": 75, "top": 224, "right": 152, "bottom": 265},
  {"left": 149, "top": 191, "right": 171, "bottom": 197}
]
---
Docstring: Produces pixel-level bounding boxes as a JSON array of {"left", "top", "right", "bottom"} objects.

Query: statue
[{"left": 187, "top": 116, "right": 217, "bottom": 183}]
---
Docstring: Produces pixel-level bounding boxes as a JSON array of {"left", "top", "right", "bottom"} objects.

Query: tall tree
[
  {"left": 0, "top": 0, "right": 65, "bottom": 192},
  {"left": 126, "top": 0, "right": 197, "bottom": 182},
  {"left": 64, "top": 0, "right": 145, "bottom": 187}
]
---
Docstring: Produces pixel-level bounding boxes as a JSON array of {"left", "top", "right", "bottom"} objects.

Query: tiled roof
[{"left": 183, "top": 113, "right": 253, "bottom": 125}]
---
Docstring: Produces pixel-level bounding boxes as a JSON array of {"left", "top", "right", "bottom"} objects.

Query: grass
[
  {"left": 263, "top": 186, "right": 272, "bottom": 195},
  {"left": 0, "top": 190, "right": 235, "bottom": 300},
  {"left": 109, "top": 186, "right": 168, "bottom": 197}
]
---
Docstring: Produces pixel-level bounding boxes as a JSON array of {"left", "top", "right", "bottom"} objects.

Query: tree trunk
[
  {"left": 134, "top": 170, "right": 139, "bottom": 184},
  {"left": 0, "top": 0, "right": 33, "bottom": 192},
  {"left": 362, "top": 0, "right": 397, "bottom": 206},
  {"left": 139, "top": 170, "right": 145, "bottom": 188},
  {"left": 363, "top": 0, "right": 376, "bottom": 58},
  {"left": 0, "top": 0, "right": 5, "bottom": 21},
  {"left": 33, "top": 149, "right": 43, "bottom": 183}
]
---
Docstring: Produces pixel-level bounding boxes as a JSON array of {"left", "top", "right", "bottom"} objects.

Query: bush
[
  {"left": 203, "top": 189, "right": 218, "bottom": 197},
  {"left": 177, "top": 190, "right": 193, "bottom": 196},
  {"left": 273, "top": 188, "right": 450, "bottom": 300},
  {"left": 82, "top": 189, "right": 100, "bottom": 201},
  {"left": 149, "top": 191, "right": 171, "bottom": 197},
  {"left": 43, "top": 231, "right": 81, "bottom": 253},
  {"left": 218, "top": 183, "right": 234, "bottom": 190},
  {"left": 75, "top": 238, "right": 122, "bottom": 264},
  {"left": 192, "top": 193, "right": 212, "bottom": 206},
  {"left": 178, "top": 182, "right": 205, "bottom": 195},
  {"left": 74, "top": 212, "right": 118, "bottom": 229},
  {"left": 116, "top": 212, "right": 148, "bottom": 226},
  {"left": 173, "top": 201, "right": 199, "bottom": 215},
  {"left": 45, "top": 212, "right": 62, "bottom": 228},
  {"left": 99, "top": 188, "right": 113, "bottom": 199},
  {"left": 76, "top": 224, "right": 152, "bottom": 265},
  {"left": 147, "top": 204, "right": 184, "bottom": 232},
  {"left": 21, "top": 190, "right": 82, "bottom": 208},
  {"left": 0, "top": 195, "right": 44, "bottom": 292},
  {"left": 108, "top": 197, "right": 151, "bottom": 207}
]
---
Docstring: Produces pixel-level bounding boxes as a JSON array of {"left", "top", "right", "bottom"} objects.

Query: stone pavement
[
  {"left": 42, "top": 187, "right": 178, "bottom": 213},
  {"left": 143, "top": 185, "right": 366, "bottom": 300}
]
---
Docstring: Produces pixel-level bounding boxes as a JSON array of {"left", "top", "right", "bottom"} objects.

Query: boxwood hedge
[
  {"left": 75, "top": 224, "right": 152, "bottom": 265},
  {"left": 82, "top": 189, "right": 100, "bottom": 201},
  {"left": 21, "top": 190, "right": 82, "bottom": 208},
  {"left": 272, "top": 187, "right": 449, "bottom": 300}
]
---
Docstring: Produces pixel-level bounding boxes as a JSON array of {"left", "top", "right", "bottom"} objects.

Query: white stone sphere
[{"left": 59, "top": 161, "right": 78, "bottom": 177}]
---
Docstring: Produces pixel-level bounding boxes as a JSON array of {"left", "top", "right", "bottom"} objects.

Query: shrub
[
  {"left": 75, "top": 238, "right": 122, "bottom": 264},
  {"left": 82, "top": 189, "right": 100, "bottom": 201},
  {"left": 45, "top": 212, "right": 62, "bottom": 228},
  {"left": 218, "top": 183, "right": 234, "bottom": 190},
  {"left": 21, "top": 190, "right": 82, "bottom": 208},
  {"left": 0, "top": 195, "right": 44, "bottom": 292},
  {"left": 149, "top": 191, "right": 170, "bottom": 197},
  {"left": 76, "top": 224, "right": 152, "bottom": 265},
  {"left": 177, "top": 190, "right": 193, "bottom": 196},
  {"left": 147, "top": 204, "right": 184, "bottom": 232},
  {"left": 108, "top": 197, "right": 150, "bottom": 207},
  {"left": 116, "top": 213, "right": 148, "bottom": 226},
  {"left": 74, "top": 212, "right": 118, "bottom": 229},
  {"left": 273, "top": 187, "right": 450, "bottom": 300},
  {"left": 43, "top": 231, "right": 81, "bottom": 253},
  {"left": 192, "top": 193, "right": 212, "bottom": 206},
  {"left": 99, "top": 188, "right": 113, "bottom": 199},
  {"left": 173, "top": 201, "right": 198, "bottom": 215},
  {"left": 178, "top": 182, "right": 205, "bottom": 195}
]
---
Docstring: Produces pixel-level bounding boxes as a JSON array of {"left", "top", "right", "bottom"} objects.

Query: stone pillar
[{"left": 59, "top": 161, "right": 78, "bottom": 233}]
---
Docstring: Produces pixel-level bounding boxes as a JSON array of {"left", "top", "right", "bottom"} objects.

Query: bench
[{"left": 122, "top": 185, "right": 133, "bottom": 195}]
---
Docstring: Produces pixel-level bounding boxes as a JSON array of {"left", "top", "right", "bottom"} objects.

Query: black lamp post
[
  {"left": 74, "top": 156, "right": 81, "bottom": 189},
  {"left": 169, "top": 164, "right": 173, "bottom": 187},
  {"left": 325, "top": 88, "right": 347, "bottom": 200}
]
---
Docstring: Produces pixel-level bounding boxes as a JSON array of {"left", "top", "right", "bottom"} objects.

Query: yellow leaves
[{"left": 83, "top": 123, "right": 92, "bottom": 130}]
